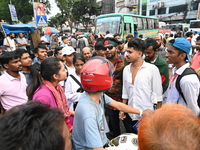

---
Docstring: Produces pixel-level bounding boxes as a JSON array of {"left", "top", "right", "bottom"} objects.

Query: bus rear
[{"left": 189, "top": 20, "right": 200, "bottom": 34}]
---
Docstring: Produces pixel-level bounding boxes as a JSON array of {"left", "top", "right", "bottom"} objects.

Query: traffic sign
[{"left": 36, "top": 15, "right": 48, "bottom": 26}]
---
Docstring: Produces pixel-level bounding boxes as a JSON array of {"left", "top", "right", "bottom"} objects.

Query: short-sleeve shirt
[
  {"left": 0, "top": 71, "right": 27, "bottom": 110},
  {"left": 3, "top": 37, "right": 16, "bottom": 51},
  {"left": 72, "top": 92, "right": 112, "bottom": 150},
  {"left": 16, "top": 37, "right": 27, "bottom": 50}
]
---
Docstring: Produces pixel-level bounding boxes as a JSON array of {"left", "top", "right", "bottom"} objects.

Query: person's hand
[
  {"left": 119, "top": 111, "right": 126, "bottom": 120},
  {"left": 142, "top": 109, "right": 153, "bottom": 117}
]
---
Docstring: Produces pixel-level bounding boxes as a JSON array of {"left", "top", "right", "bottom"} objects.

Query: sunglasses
[{"left": 104, "top": 46, "right": 113, "bottom": 50}]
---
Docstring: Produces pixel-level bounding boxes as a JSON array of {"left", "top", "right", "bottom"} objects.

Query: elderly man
[{"left": 82, "top": 47, "right": 93, "bottom": 61}]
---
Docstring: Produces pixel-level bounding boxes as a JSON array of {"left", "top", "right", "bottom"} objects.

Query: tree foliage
[
  {"left": 0, "top": 0, "right": 51, "bottom": 24},
  {"left": 54, "top": 0, "right": 101, "bottom": 32},
  {"left": 48, "top": 13, "right": 66, "bottom": 29}
]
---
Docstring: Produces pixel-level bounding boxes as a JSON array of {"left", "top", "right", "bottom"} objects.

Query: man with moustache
[
  {"left": 154, "top": 34, "right": 167, "bottom": 60},
  {"left": 144, "top": 38, "right": 169, "bottom": 93},
  {"left": 164, "top": 38, "right": 200, "bottom": 116},
  {"left": 104, "top": 37, "right": 129, "bottom": 138},
  {"left": 82, "top": 47, "right": 93, "bottom": 61},
  {"left": 4, "top": 33, "right": 17, "bottom": 51},
  {"left": 120, "top": 38, "right": 163, "bottom": 133},
  {"left": 0, "top": 51, "right": 28, "bottom": 114},
  {"left": 16, "top": 49, "right": 33, "bottom": 86}
]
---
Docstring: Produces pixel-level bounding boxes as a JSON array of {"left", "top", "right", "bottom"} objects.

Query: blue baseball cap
[{"left": 168, "top": 38, "right": 191, "bottom": 61}]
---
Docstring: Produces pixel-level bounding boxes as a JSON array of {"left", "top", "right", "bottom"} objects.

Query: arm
[
  {"left": 92, "top": 148, "right": 105, "bottom": 150},
  {"left": 152, "top": 66, "right": 163, "bottom": 107}
]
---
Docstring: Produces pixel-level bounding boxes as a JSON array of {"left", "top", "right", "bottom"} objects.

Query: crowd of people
[{"left": 0, "top": 29, "right": 200, "bottom": 150}]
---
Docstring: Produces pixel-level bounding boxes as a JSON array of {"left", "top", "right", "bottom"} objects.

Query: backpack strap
[
  {"left": 69, "top": 74, "right": 83, "bottom": 88},
  {"left": 175, "top": 68, "right": 198, "bottom": 105}
]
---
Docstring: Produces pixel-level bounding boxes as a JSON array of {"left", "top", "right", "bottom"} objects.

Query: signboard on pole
[
  {"left": 33, "top": 2, "right": 48, "bottom": 26},
  {"left": 8, "top": 4, "right": 18, "bottom": 21}
]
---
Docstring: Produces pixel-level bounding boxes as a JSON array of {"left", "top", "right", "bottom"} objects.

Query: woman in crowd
[
  {"left": 65, "top": 53, "right": 85, "bottom": 125},
  {"left": 27, "top": 57, "right": 73, "bottom": 132}
]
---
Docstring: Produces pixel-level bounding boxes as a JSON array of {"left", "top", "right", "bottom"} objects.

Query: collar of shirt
[
  {"left": 174, "top": 63, "right": 190, "bottom": 75},
  {"left": 4, "top": 71, "right": 20, "bottom": 81}
]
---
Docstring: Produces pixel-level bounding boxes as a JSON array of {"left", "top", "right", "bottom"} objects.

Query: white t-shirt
[{"left": 3, "top": 37, "right": 16, "bottom": 51}]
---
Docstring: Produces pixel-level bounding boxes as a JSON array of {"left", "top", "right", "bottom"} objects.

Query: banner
[
  {"left": 8, "top": 4, "right": 18, "bottom": 21},
  {"left": 33, "top": 2, "right": 47, "bottom": 26}
]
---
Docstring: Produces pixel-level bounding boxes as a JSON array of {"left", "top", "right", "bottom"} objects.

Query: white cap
[{"left": 62, "top": 46, "right": 76, "bottom": 56}]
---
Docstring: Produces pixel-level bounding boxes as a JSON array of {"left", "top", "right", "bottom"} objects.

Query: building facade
[{"left": 146, "top": 0, "right": 199, "bottom": 23}]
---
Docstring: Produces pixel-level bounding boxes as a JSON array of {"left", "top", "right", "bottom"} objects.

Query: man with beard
[
  {"left": 191, "top": 36, "right": 200, "bottom": 70},
  {"left": 103, "top": 37, "right": 129, "bottom": 138},
  {"left": 16, "top": 49, "right": 33, "bottom": 86},
  {"left": 120, "top": 38, "right": 162, "bottom": 134},
  {"left": 0, "top": 51, "right": 28, "bottom": 114},
  {"left": 16, "top": 33, "right": 28, "bottom": 50},
  {"left": 154, "top": 34, "right": 167, "bottom": 60},
  {"left": 4, "top": 33, "right": 17, "bottom": 51},
  {"left": 164, "top": 38, "right": 200, "bottom": 116},
  {"left": 117, "top": 38, "right": 126, "bottom": 56},
  {"left": 144, "top": 38, "right": 169, "bottom": 93}
]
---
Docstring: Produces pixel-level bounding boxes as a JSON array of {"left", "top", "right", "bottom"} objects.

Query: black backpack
[{"left": 176, "top": 68, "right": 200, "bottom": 107}]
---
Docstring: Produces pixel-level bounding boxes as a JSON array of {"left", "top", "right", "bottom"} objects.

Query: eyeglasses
[{"left": 104, "top": 46, "right": 113, "bottom": 50}]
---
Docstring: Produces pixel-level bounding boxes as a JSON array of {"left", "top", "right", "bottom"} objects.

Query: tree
[
  {"left": 55, "top": 0, "right": 76, "bottom": 33},
  {"left": 72, "top": 0, "right": 101, "bottom": 32},
  {"left": 48, "top": 13, "right": 66, "bottom": 30},
  {"left": 0, "top": 0, "right": 51, "bottom": 24}
]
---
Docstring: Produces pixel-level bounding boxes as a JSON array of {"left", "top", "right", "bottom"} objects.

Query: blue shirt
[{"left": 72, "top": 92, "right": 112, "bottom": 150}]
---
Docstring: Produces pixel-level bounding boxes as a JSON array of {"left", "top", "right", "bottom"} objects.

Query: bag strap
[
  {"left": 69, "top": 74, "right": 83, "bottom": 88},
  {"left": 175, "top": 68, "right": 198, "bottom": 105}
]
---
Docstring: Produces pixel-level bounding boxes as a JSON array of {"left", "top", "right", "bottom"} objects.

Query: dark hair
[
  {"left": 34, "top": 45, "right": 47, "bottom": 54},
  {"left": 196, "top": 35, "right": 200, "bottom": 41},
  {"left": 186, "top": 32, "right": 193, "bottom": 37},
  {"left": 95, "top": 38, "right": 105, "bottom": 50},
  {"left": 106, "top": 31, "right": 110, "bottom": 34},
  {"left": 128, "top": 38, "right": 146, "bottom": 53},
  {"left": 145, "top": 38, "right": 159, "bottom": 51},
  {"left": 15, "top": 49, "right": 30, "bottom": 58},
  {"left": 54, "top": 47, "right": 63, "bottom": 55},
  {"left": 113, "top": 33, "right": 120, "bottom": 38},
  {"left": 0, "top": 51, "right": 20, "bottom": 69},
  {"left": 73, "top": 53, "right": 85, "bottom": 65},
  {"left": 170, "top": 34, "right": 174, "bottom": 37},
  {"left": 27, "top": 57, "right": 61, "bottom": 100},
  {"left": 126, "top": 34, "right": 133, "bottom": 39},
  {"left": 62, "top": 36, "right": 68, "bottom": 41},
  {"left": 0, "top": 101, "right": 65, "bottom": 150}
]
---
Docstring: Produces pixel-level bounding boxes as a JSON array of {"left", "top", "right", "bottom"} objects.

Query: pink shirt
[
  {"left": 33, "top": 85, "right": 57, "bottom": 108},
  {"left": 191, "top": 51, "right": 200, "bottom": 70},
  {"left": 0, "top": 71, "right": 28, "bottom": 110}
]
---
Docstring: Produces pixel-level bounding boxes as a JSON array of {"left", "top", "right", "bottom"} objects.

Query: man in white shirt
[
  {"left": 3, "top": 33, "right": 17, "bottom": 51},
  {"left": 16, "top": 33, "right": 28, "bottom": 50},
  {"left": 164, "top": 38, "right": 200, "bottom": 116},
  {"left": 120, "top": 38, "right": 163, "bottom": 133}
]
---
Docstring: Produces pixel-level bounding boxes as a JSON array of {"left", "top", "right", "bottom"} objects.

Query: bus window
[
  {"left": 124, "top": 23, "right": 131, "bottom": 34},
  {"left": 147, "top": 19, "right": 153, "bottom": 29},
  {"left": 119, "top": 21, "right": 122, "bottom": 35},
  {"left": 154, "top": 19, "right": 159, "bottom": 29},
  {"left": 137, "top": 18, "right": 143, "bottom": 30},
  {"left": 143, "top": 18, "right": 147, "bottom": 30},
  {"left": 132, "top": 17, "right": 137, "bottom": 22}
]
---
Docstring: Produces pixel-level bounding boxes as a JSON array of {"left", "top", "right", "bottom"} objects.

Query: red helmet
[{"left": 81, "top": 56, "right": 114, "bottom": 93}]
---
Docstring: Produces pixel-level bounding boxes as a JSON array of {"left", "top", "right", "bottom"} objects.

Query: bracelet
[{"left": 139, "top": 110, "right": 143, "bottom": 116}]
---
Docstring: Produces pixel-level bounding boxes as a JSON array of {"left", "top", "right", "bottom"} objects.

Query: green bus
[{"left": 95, "top": 13, "right": 159, "bottom": 39}]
